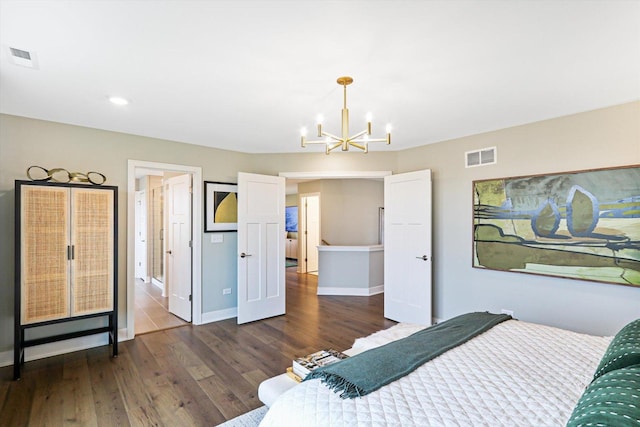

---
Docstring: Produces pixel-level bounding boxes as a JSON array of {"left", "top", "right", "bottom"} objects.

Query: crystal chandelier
[{"left": 301, "top": 76, "right": 391, "bottom": 154}]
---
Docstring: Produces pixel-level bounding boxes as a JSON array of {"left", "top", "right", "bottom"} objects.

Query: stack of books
[{"left": 290, "top": 349, "right": 349, "bottom": 381}]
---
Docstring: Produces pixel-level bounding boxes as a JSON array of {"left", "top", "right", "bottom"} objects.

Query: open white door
[
  {"left": 301, "top": 194, "right": 320, "bottom": 273},
  {"left": 237, "top": 172, "right": 286, "bottom": 324},
  {"left": 135, "top": 190, "right": 148, "bottom": 281},
  {"left": 166, "top": 174, "right": 192, "bottom": 322},
  {"left": 384, "top": 169, "right": 432, "bottom": 324}
]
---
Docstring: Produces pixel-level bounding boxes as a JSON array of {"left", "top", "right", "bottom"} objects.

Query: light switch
[{"left": 211, "top": 233, "right": 224, "bottom": 243}]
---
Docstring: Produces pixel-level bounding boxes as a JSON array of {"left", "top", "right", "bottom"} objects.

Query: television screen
[{"left": 285, "top": 206, "right": 298, "bottom": 232}]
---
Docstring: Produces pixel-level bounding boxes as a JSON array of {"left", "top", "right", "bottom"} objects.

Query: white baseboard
[
  {"left": 0, "top": 328, "right": 129, "bottom": 368},
  {"left": 119, "top": 328, "right": 132, "bottom": 342},
  {"left": 151, "top": 278, "right": 166, "bottom": 297},
  {"left": 317, "top": 285, "right": 384, "bottom": 296},
  {"left": 201, "top": 307, "right": 237, "bottom": 324}
]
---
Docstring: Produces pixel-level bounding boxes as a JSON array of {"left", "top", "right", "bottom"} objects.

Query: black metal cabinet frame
[{"left": 13, "top": 180, "right": 118, "bottom": 380}]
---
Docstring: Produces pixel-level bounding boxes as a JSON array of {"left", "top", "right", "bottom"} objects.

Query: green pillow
[
  {"left": 566, "top": 365, "right": 640, "bottom": 427},
  {"left": 593, "top": 318, "right": 640, "bottom": 380}
]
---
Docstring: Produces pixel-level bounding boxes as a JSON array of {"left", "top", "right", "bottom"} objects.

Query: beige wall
[
  {"left": 0, "top": 114, "right": 252, "bottom": 355},
  {"left": 298, "top": 179, "right": 384, "bottom": 246},
  {"left": 285, "top": 194, "right": 298, "bottom": 206},
  {"left": 396, "top": 101, "right": 640, "bottom": 334},
  {"left": 0, "top": 101, "right": 638, "bottom": 358},
  {"left": 247, "top": 151, "right": 397, "bottom": 176}
]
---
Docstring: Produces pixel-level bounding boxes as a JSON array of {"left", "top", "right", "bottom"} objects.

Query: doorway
[
  {"left": 127, "top": 160, "right": 203, "bottom": 340},
  {"left": 132, "top": 171, "right": 192, "bottom": 333}
]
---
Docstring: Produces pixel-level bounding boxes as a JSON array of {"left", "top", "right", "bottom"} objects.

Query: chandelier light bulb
[
  {"left": 386, "top": 124, "right": 392, "bottom": 134},
  {"left": 301, "top": 127, "right": 308, "bottom": 137},
  {"left": 316, "top": 114, "right": 324, "bottom": 125},
  {"left": 366, "top": 112, "right": 372, "bottom": 123}
]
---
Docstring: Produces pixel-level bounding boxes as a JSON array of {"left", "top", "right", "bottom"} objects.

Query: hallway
[{"left": 134, "top": 279, "right": 188, "bottom": 334}]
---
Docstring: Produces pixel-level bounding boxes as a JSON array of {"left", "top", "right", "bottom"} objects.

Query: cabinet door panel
[
  {"left": 71, "top": 188, "right": 114, "bottom": 316},
  {"left": 21, "top": 186, "right": 70, "bottom": 324}
]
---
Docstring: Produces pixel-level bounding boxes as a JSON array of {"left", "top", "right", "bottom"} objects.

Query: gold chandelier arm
[
  {"left": 349, "top": 142, "right": 368, "bottom": 152},
  {"left": 352, "top": 134, "right": 391, "bottom": 145},
  {"left": 319, "top": 131, "right": 342, "bottom": 142},
  {"left": 326, "top": 141, "right": 344, "bottom": 154},
  {"left": 351, "top": 137, "right": 387, "bottom": 143},
  {"left": 304, "top": 139, "right": 330, "bottom": 145}
]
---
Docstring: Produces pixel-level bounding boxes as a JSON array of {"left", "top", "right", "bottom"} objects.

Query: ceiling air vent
[
  {"left": 465, "top": 146, "right": 497, "bottom": 168},
  {"left": 7, "top": 46, "right": 38, "bottom": 68}
]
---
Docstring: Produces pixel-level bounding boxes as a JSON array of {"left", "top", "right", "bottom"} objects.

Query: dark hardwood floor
[{"left": 0, "top": 268, "right": 395, "bottom": 426}]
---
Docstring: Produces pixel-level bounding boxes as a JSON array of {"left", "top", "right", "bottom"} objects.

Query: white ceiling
[{"left": 1, "top": 1, "right": 639, "bottom": 154}]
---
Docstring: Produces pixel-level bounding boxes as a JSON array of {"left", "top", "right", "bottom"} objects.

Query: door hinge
[
  {"left": 189, "top": 240, "right": 192, "bottom": 248},
  {"left": 189, "top": 295, "right": 192, "bottom": 302}
]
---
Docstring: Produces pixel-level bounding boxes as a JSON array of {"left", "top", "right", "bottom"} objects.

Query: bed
[{"left": 259, "top": 314, "right": 640, "bottom": 427}]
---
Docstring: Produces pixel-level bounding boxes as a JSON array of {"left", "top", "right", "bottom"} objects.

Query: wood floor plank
[
  {"left": 164, "top": 327, "right": 261, "bottom": 419},
  {"left": 196, "top": 373, "right": 252, "bottom": 420},
  {"left": 1, "top": 373, "right": 36, "bottom": 426},
  {"left": 242, "top": 369, "right": 269, "bottom": 391},
  {"left": 0, "top": 270, "right": 393, "bottom": 425},
  {"left": 136, "top": 330, "right": 224, "bottom": 426},
  {"left": 61, "top": 354, "right": 99, "bottom": 426},
  {"left": 169, "top": 340, "right": 215, "bottom": 381},
  {"left": 27, "top": 359, "right": 64, "bottom": 426},
  {"left": 125, "top": 332, "right": 200, "bottom": 427},
  {"left": 86, "top": 347, "right": 131, "bottom": 427},
  {"left": 0, "top": 369, "right": 9, "bottom": 412},
  {"left": 111, "top": 346, "right": 165, "bottom": 427}
]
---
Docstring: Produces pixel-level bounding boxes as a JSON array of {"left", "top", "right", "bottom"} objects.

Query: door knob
[
  {"left": 240, "top": 252, "right": 252, "bottom": 258},
  {"left": 166, "top": 250, "right": 172, "bottom": 255},
  {"left": 416, "top": 255, "right": 428, "bottom": 261}
]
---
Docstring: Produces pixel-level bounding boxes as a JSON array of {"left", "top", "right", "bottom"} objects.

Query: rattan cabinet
[{"left": 14, "top": 180, "right": 118, "bottom": 380}]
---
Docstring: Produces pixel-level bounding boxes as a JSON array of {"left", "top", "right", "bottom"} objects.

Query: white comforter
[{"left": 260, "top": 320, "right": 610, "bottom": 427}]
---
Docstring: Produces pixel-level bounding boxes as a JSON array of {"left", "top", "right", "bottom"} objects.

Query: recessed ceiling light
[{"left": 109, "top": 96, "right": 129, "bottom": 106}]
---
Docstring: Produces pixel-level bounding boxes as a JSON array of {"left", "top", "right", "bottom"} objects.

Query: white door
[
  {"left": 237, "top": 172, "right": 285, "bottom": 324},
  {"left": 384, "top": 169, "right": 432, "bottom": 324},
  {"left": 304, "top": 195, "right": 320, "bottom": 272},
  {"left": 166, "top": 174, "right": 192, "bottom": 322},
  {"left": 135, "top": 190, "right": 147, "bottom": 281}
]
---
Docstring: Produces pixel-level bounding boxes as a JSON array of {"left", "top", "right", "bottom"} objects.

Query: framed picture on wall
[
  {"left": 205, "top": 181, "right": 238, "bottom": 232},
  {"left": 472, "top": 164, "right": 640, "bottom": 286}
]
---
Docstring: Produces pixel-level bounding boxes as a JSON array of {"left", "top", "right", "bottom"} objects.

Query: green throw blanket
[{"left": 305, "top": 311, "right": 512, "bottom": 399}]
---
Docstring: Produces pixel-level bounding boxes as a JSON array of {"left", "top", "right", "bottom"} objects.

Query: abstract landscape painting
[{"left": 473, "top": 165, "right": 640, "bottom": 286}]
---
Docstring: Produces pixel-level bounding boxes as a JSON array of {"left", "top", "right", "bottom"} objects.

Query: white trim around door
[
  {"left": 279, "top": 171, "right": 392, "bottom": 180},
  {"left": 127, "top": 160, "right": 203, "bottom": 341}
]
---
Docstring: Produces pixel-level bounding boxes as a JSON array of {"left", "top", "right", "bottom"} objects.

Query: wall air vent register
[{"left": 466, "top": 147, "right": 497, "bottom": 168}]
